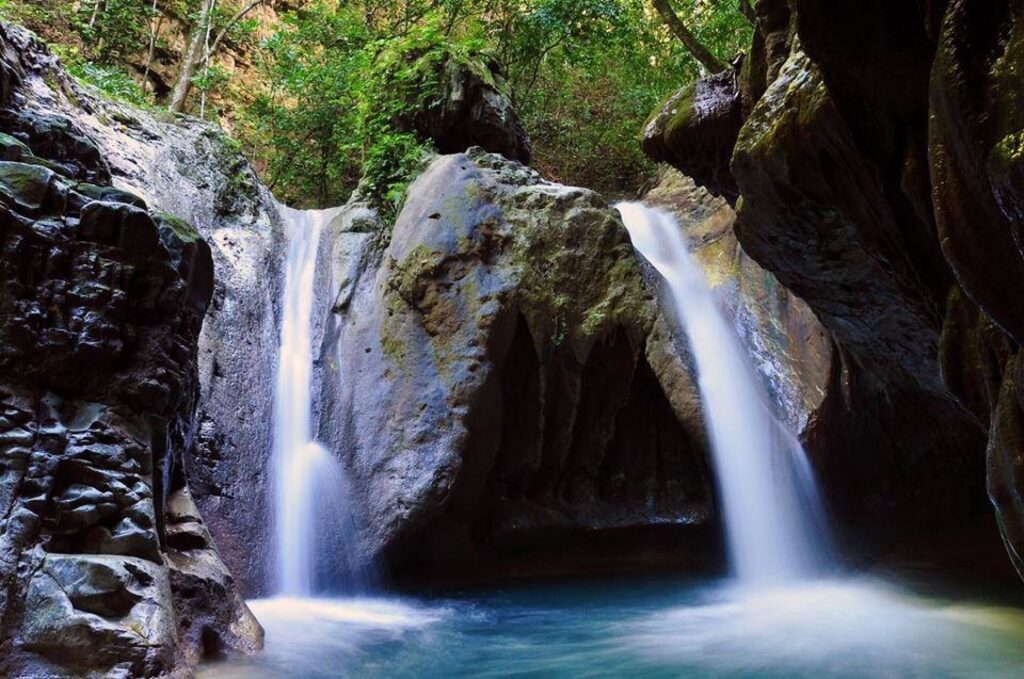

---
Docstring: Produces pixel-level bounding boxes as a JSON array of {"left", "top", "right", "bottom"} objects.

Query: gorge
[{"left": 1, "top": 0, "right": 1024, "bottom": 676}]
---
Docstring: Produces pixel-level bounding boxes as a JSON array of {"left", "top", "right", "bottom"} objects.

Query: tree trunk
[
  {"left": 142, "top": 0, "right": 162, "bottom": 91},
  {"left": 168, "top": 0, "right": 266, "bottom": 113},
  {"left": 168, "top": 0, "right": 214, "bottom": 113},
  {"left": 651, "top": 0, "right": 726, "bottom": 73}
]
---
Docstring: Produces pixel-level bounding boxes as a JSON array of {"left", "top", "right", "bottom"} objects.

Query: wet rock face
[
  {"left": 642, "top": 169, "right": 831, "bottom": 438},
  {"left": 0, "top": 22, "right": 286, "bottom": 596},
  {"left": 642, "top": 0, "right": 1024, "bottom": 572},
  {"left": 0, "top": 23, "right": 261, "bottom": 676}
]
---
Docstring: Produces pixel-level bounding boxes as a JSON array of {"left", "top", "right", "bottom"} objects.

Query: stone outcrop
[
  {"left": 642, "top": 70, "right": 743, "bottom": 201},
  {"left": 316, "top": 150, "right": 715, "bottom": 580},
  {"left": 406, "top": 56, "right": 532, "bottom": 164},
  {"left": 0, "top": 23, "right": 263, "bottom": 677},
  {"left": 642, "top": 0, "right": 1023, "bottom": 573}
]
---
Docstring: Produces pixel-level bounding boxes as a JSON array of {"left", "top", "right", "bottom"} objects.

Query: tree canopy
[{"left": 0, "top": 0, "right": 753, "bottom": 207}]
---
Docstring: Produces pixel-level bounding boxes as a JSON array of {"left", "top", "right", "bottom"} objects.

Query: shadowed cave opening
[{"left": 387, "top": 315, "right": 721, "bottom": 584}]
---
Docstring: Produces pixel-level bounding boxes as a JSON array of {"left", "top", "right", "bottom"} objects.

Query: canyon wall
[
  {"left": 643, "top": 0, "right": 1022, "bottom": 573},
  {"left": 0, "top": 24, "right": 261, "bottom": 677}
]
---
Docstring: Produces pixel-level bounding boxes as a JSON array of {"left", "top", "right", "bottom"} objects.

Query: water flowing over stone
[
  {"left": 617, "top": 202, "right": 831, "bottom": 587},
  {"left": 273, "top": 205, "right": 345, "bottom": 597}
]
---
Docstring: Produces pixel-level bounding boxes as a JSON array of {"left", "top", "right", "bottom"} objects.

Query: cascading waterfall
[
  {"left": 209, "top": 204, "right": 1024, "bottom": 679},
  {"left": 616, "top": 202, "right": 831, "bottom": 587},
  {"left": 272, "top": 205, "right": 343, "bottom": 597}
]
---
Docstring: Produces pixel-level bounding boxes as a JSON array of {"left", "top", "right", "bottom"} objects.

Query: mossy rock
[
  {"left": 0, "top": 160, "right": 53, "bottom": 212},
  {"left": 0, "top": 131, "right": 31, "bottom": 161},
  {"left": 152, "top": 209, "right": 201, "bottom": 244},
  {"left": 72, "top": 181, "right": 148, "bottom": 210}
]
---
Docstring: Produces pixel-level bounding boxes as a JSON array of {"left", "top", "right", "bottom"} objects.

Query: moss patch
[
  {"left": 0, "top": 161, "right": 54, "bottom": 211},
  {"left": 152, "top": 210, "right": 201, "bottom": 243}
]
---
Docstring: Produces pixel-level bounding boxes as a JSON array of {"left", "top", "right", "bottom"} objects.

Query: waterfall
[
  {"left": 616, "top": 202, "right": 831, "bottom": 588},
  {"left": 272, "top": 205, "right": 343, "bottom": 597}
]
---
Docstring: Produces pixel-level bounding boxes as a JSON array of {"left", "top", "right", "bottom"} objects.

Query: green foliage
[
  {"left": 68, "top": 61, "right": 150, "bottom": 105},
  {"left": 47, "top": 43, "right": 152, "bottom": 106},
  {"left": 191, "top": 62, "right": 231, "bottom": 99},
  {"left": 241, "top": 4, "right": 449, "bottom": 211},
  {"left": 8, "top": 0, "right": 753, "bottom": 205},
  {"left": 509, "top": 0, "right": 751, "bottom": 194},
  {"left": 0, "top": 0, "right": 153, "bottom": 103},
  {"left": 72, "top": 0, "right": 153, "bottom": 63},
  {"left": 242, "top": 0, "right": 752, "bottom": 205},
  {"left": 0, "top": 0, "right": 56, "bottom": 29}
]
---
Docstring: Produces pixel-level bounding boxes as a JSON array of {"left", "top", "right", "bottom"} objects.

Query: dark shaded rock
[
  {"left": 639, "top": 0, "right": 1021, "bottom": 569},
  {"left": 989, "top": 353, "right": 1024, "bottom": 576},
  {"left": 0, "top": 160, "right": 53, "bottom": 213},
  {"left": 940, "top": 287, "right": 1016, "bottom": 429},
  {"left": 930, "top": 0, "right": 1024, "bottom": 343},
  {"left": 164, "top": 487, "right": 263, "bottom": 667},
  {"left": 0, "top": 24, "right": 22, "bottom": 105},
  {"left": 928, "top": 0, "right": 1024, "bottom": 576},
  {"left": 729, "top": 40, "right": 988, "bottom": 554},
  {"left": 17, "top": 554, "right": 177, "bottom": 677},
  {"left": 732, "top": 50, "right": 947, "bottom": 389},
  {"left": 0, "top": 132, "right": 31, "bottom": 161},
  {"left": 406, "top": 56, "right": 532, "bottom": 164},
  {"left": 0, "top": 22, "right": 261, "bottom": 677},
  {"left": 641, "top": 68, "right": 742, "bottom": 201},
  {"left": 757, "top": 0, "right": 795, "bottom": 81}
]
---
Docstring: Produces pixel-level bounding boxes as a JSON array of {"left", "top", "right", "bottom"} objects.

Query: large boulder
[
  {"left": 318, "top": 149, "right": 716, "bottom": 580},
  {"left": 310, "top": 152, "right": 832, "bottom": 583}
]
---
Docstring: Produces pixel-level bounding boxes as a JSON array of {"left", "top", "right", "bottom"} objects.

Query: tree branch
[
  {"left": 738, "top": 0, "right": 756, "bottom": 26},
  {"left": 651, "top": 0, "right": 726, "bottom": 73},
  {"left": 209, "top": 0, "right": 267, "bottom": 58}
]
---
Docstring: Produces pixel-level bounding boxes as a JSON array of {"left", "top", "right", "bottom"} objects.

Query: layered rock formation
[
  {"left": 643, "top": 0, "right": 1023, "bottom": 572},
  {"left": 0, "top": 23, "right": 287, "bottom": 598},
  {"left": 0, "top": 24, "right": 260, "bottom": 678}
]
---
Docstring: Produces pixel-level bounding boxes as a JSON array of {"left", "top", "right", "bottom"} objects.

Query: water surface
[{"left": 199, "top": 575, "right": 1024, "bottom": 678}]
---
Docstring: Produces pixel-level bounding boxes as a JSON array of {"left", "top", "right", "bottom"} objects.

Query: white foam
[{"left": 621, "top": 579, "right": 1024, "bottom": 676}]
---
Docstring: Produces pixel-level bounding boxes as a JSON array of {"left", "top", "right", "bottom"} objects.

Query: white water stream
[
  {"left": 272, "top": 205, "right": 343, "bottom": 597},
  {"left": 616, "top": 202, "right": 830, "bottom": 587}
]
